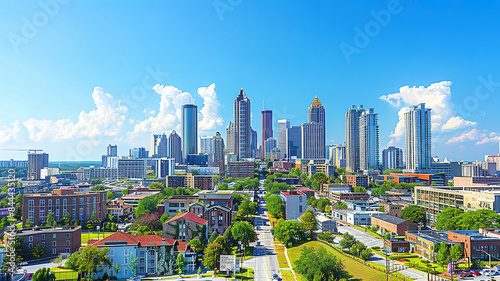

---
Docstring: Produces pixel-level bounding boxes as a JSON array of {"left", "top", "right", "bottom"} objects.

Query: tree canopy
[
  {"left": 401, "top": 205, "right": 426, "bottom": 226},
  {"left": 231, "top": 221, "right": 258, "bottom": 247},
  {"left": 435, "top": 207, "right": 500, "bottom": 230},
  {"left": 294, "top": 246, "right": 352, "bottom": 281}
]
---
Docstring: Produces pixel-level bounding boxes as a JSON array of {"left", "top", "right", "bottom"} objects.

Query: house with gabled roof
[{"left": 163, "top": 212, "right": 208, "bottom": 242}]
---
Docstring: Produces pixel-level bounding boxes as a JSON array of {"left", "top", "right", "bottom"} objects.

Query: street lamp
[{"left": 479, "top": 250, "right": 493, "bottom": 281}]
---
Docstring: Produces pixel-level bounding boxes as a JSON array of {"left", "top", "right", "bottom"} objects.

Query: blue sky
[{"left": 1, "top": 1, "right": 500, "bottom": 161}]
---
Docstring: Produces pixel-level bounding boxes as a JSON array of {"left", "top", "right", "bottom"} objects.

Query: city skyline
[{"left": 2, "top": 2, "right": 500, "bottom": 161}]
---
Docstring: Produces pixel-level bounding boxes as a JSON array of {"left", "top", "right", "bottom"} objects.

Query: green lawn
[
  {"left": 81, "top": 232, "right": 114, "bottom": 244},
  {"left": 274, "top": 244, "right": 289, "bottom": 268},
  {"left": 287, "top": 241, "right": 401, "bottom": 281},
  {"left": 216, "top": 267, "right": 253, "bottom": 280},
  {"left": 50, "top": 268, "right": 78, "bottom": 280},
  {"left": 280, "top": 270, "right": 295, "bottom": 281}
]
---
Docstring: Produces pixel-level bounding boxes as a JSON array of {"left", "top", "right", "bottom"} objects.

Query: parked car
[
  {"left": 481, "top": 268, "right": 499, "bottom": 276},
  {"left": 19, "top": 262, "right": 28, "bottom": 266}
]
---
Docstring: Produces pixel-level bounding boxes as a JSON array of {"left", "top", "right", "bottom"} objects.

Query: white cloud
[
  {"left": 477, "top": 132, "right": 500, "bottom": 145},
  {"left": 1, "top": 87, "right": 127, "bottom": 143},
  {"left": 380, "top": 81, "right": 477, "bottom": 144},
  {"left": 446, "top": 128, "right": 485, "bottom": 144},
  {"left": 441, "top": 116, "right": 477, "bottom": 131},
  {"left": 198, "top": 83, "right": 223, "bottom": 131},
  {"left": 130, "top": 83, "right": 224, "bottom": 136}
]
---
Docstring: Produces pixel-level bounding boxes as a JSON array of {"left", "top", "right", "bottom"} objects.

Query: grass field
[
  {"left": 50, "top": 268, "right": 78, "bottom": 280},
  {"left": 81, "top": 232, "right": 114, "bottom": 244},
  {"left": 287, "top": 241, "right": 401, "bottom": 281},
  {"left": 274, "top": 244, "right": 289, "bottom": 268},
  {"left": 280, "top": 270, "right": 295, "bottom": 281}
]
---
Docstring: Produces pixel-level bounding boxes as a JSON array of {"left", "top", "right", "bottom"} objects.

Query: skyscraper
[
  {"left": 382, "top": 146, "right": 404, "bottom": 170},
  {"left": 287, "top": 126, "right": 302, "bottom": 159},
  {"left": 102, "top": 144, "right": 117, "bottom": 168},
  {"left": 200, "top": 136, "right": 215, "bottom": 166},
  {"left": 345, "top": 105, "right": 365, "bottom": 172},
  {"left": 308, "top": 96, "right": 326, "bottom": 158},
  {"left": 225, "top": 121, "right": 237, "bottom": 155},
  {"left": 150, "top": 134, "right": 168, "bottom": 158},
  {"left": 359, "top": 108, "right": 379, "bottom": 171},
  {"left": 261, "top": 109, "right": 273, "bottom": 159},
  {"left": 234, "top": 88, "right": 251, "bottom": 159},
  {"left": 213, "top": 132, "right": 225, "bottom": 174},
  {"left": 129, "top": 147, "right": 148, "bottom": 159},
  {"left": 182, "top": 104, "right": 198, "bottom": 162},
  {"left": 251, "top": 128, "right": 258, "bottom": 158},
  {"left": 28, "top": 152, "right": 49, "bottom": 180},
  {"left": 168, "top": 130, "right": 182, "bottom": 164},
  {"left": 277, "top": 119, "right": 290, "bottom": 158},
  {"left": 405, "top": 103, "right": 432, "bottom": 173},
  {"left": 264, "top": 138, "right": 277, "bottom": 159},
  {"left": 301, "top": 123, "right": 324, "bottom": 159},
  {"left": 107, "top": 145, "right": 117, "bottom": 157}
]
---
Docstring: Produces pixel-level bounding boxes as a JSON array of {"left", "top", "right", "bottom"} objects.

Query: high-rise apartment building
[
  {"left": 234, "top": 88, "right": 252, "bottom": 159},
  {"left": 213, "top": 132, "right": 225, "bottom": 174},
  {"left": 200, "top": 136, "right": 215, "bottom": 166},
  {"left": 286, "top": 126, "right": 302, "bottom": 159},
  {"left": 102, "top": 144, "right": 117, "bottom": 168},
  {"left": 308, "top": 96, "right": 326, "bottom": 158},
  {"left": 329, "top": 145, "right": 346, "bottom": 168},
  {"left": 277, "top": 119, "right": 290, "bottom": 157},
  {"left": 405, "top": 103, "right": 432, "bottom": 173},
  {"left": 168, "top": 130, "right": 182, "bottom": 164},
  {"left": 359, "top": 108, "right": 379, "bottom": 171},
  {"left": 182, "top": 104, "right": 198, "bottom": 162},
  {"left": 264, "top": 138, "right": 277, "bottom": 160},
  {"left": 107, "top": 145, "right": 117, "bottom": 157},
  {"left": 129, "top": 147, "right": 148, "bottom": 159},
  {"left": 28, "top": 152, "right": 49, "bottom": 180},
  {"left": 382, "top": 146, "right": 404, "bottom": 170},
  {"left": 345, "top": 105, "right": 365, "bottom": 172},
  {"left": 261, "top": 109, "right": 273, "bottom": 159},
  {"left": 150, "top": 134, "right": 168, "bottom": 158}
]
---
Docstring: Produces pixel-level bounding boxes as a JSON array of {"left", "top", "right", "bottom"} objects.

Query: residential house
[{"left": 163, "top": 212, "right": 208, "bottom": 242}]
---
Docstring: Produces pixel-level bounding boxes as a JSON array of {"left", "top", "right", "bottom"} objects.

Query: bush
[{"left": 388, "top": 254, "right": 418, "bottom": 260}]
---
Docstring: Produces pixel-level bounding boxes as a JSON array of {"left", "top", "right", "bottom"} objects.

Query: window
[
  {"left": 299, "top": 196, "right": 302, "bottom": 203},
  {"left": 299, "top": 205, "right": 303, "bottom": 213},
  {"left": 28, "top": 199, "right": 34, "bottom": 223},
  {"left": 124, "top": 269, "right": 128, "bottom": 276},
  {"left": 53, "top": 241, "right": 56, "bottom": 246},
  {"left": 66, "top": 240, "right": 70, "bottom": 246},
  {"left": 124, "top": 249, "right": 129, "bottom": 255},
  {"left": 53, "top": 248, "right": 56, "bottom": 255},
  {"left": 42, "top": 235, "right": 45, "bottom": 241},
  {"left": 29, "top": 236, "right": 33, "bottom": 242},
  {"left": 124, "top": 257, "right": 128, "bottom": 264},
  {"left": 66, "top": 233, "right": 70, "bottom": 239},
  {"left": 29, "top": 243, "right": 33, "bottom": 249},
  {"left": 42, "top": 242, "right": 45, "bottom": 248},
  {"left": 66, "top": 248, "right": 70, "bottom": 253},
  {"left": 109, "top": 249, "right": 114, "bottom": 256},
  {"left": 110, "top": 258, "right": 114, "bottom": 264},
  {"left": 53, "top": 233, "right": 56, "bottom": 239}
]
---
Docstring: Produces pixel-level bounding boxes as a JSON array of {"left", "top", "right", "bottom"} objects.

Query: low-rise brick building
[{"left": 371, "top": 214, "right": 417, "bottom": 236}]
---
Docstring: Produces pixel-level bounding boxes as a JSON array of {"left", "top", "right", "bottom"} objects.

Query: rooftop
[
  {"left": 372, "top": 214, "right": 409, "bottom": 225},
  {"left": 91, "top": 231, "right": 178, "bottom": 247},
  {"left": 407, "top": 230, "right": 454, "bottom": 244},
  {"left": 165, "top": 212, "right": 208, "bottom": 225},
  {"left": 449, "top": 230, "right": 500, "bottom": 241}
]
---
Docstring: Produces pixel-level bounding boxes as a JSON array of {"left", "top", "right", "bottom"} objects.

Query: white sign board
[{"left": 220, "top": 255, "right": 237, "bottom": 271}]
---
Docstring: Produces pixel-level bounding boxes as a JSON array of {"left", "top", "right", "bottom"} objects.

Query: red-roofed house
[
  {"left": 90, "top": 231, "right": 184, "bottom": 278},
  {"left": 163, "top": 212, "right": 208, "bottom": 242},
  {"left": 107, "top": 199, "right": 135, "bottom": 221}
]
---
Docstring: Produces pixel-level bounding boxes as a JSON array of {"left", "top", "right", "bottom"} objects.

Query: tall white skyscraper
[
  {"left": 345, "top": 105, "right": 364, "bottom": 172},
  {"left": 150, "top": 134, "right": 168, "bottom": 158},
  {"left": 359, "top": 108, "right": 379, "bottom": 171},
  {"left": 277, "top": 119, "right": 290, "bottom": 157},
  {"left": 405, "top": 103, "right": 432, "bottom": 173}
]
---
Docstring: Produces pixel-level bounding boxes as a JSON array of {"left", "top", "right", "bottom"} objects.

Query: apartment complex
[
  {"left": 228, "top": 161, "right": 254, "bottom": 178},
  {"left": 22, "top": 189, "right": 107, "bottom": 226}
]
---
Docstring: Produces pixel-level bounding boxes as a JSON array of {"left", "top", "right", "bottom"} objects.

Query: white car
[
  {"left": 481, "top": 268, "right": 499, "bottom": 276},
  {"left": 19, "top": 262, "right": 28, "bottom": 266}
]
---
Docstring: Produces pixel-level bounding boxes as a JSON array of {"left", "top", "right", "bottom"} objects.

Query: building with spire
[
  {"left": 301, "top": 96, "right": 326, "bottom": 159},
  {"left": 233, "top": 88, "right": 252, "bottom": 159}
]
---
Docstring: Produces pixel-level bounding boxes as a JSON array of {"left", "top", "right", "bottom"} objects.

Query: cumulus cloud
[
  {"left": 130, "top": 83, "right": 224, "bottom": 136},
  {"left": 446, "top": 128, "right": 485, "bottom": 144},
  {"left": 198, "top": 83, "right": 223, "bottom": 131},
  {"left": 0, "top": 87, "right": 127, "bottom": 144},
  {"left": 380, "top": 81, "right": 477, "bottom": 144},
  {"left": 477, "top": 132, "right": 500, "bottom": 145}
]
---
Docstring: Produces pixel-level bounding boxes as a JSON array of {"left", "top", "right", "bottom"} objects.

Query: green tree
[
  {"left": 137, "top": 225, "right": 150, "bottom": 235},
  {"left": 91, "top": 179, "right": 103, "bottom": 185},
  {"left": 301, "top": 209, "right": 317, "bottom": 237},
  {"left": 25, "top": 218, "right": 33, "bottom": 228},
  {"left": 75, "top": 245, "right": 111, "bottom": 279},
  {"left": 136, "top": 196, "right": 158, "bottom": 218},
  {"left": 149, "top": 182, "right": 165, "bottom": 190},
  {"left": 128, "top": 253, "right": 139, "bottom": 277},
  {"left": 353, "top": 186, "right": 366, "bottom": 193},
  {"left": 382, "top": 169, "right": 403, "bottom": 175},
  {"left": 91, "top": 185, "right": 106, "bottom": 191},
  {"left": 231, "top": 221, "right": 257, "bottom": 247},
  {"left": 202, "top": 241, "right": 225, "bottom": 275},
  {"left": 333, "top": 201, "right": 347, "bottom": 209},
  {"left": 223, "top": 225, "right": 236, "bottom": 248},
  {"left": 176, "top": 253, "right": 187, "bottom": 275},
  {"left": 317, "top": 231, "right": 334, "bottom": 242},
  {"left": 435, "top": 207, "right": 463, "bottom": 230},
  {"left": 112, "top": 262, "right": 121, "bottom": 276},
  {"left": 339, "top": 232, "right": 356, "bottom": 249},
  {"left": 436, "top": 242, "right": 450, "bottom": 265},
  {"left": 266, "top": 195, "right": 284, "bottom": 219},
  {"left": 274, "top": 219, "right": 305, "bottom": 248},
  {"left": 106, "top": 191, "right": 115, "bottom": 201},
  {"left": 294, "top": 246, "right": 351, "bottom": 281},
  {"left": 188, "top": 238, "right": 203, "bottom": 253},
  {"left": 401, "top": 205, "right": 427, "bottom": 226},
  {"left": 45, "top": 212, "right": 55, "bottom": 227},
  {"left": 450, "top": 243, "right": 463, "bottom": 261},
  {"left": 208, "top": 232, "right": 218, "bottom": 244},
  {"left": 32, "top": 244, "right": 45, "bottom": 259},
  {"left": 350, "top": 241, "right": 367, "bottom": 257},
  {"left": 33, "top": 267, "right": 55, "bottom": 281},
  {"left": 160, "top": 213, "right": 170, "bottom": 224}
]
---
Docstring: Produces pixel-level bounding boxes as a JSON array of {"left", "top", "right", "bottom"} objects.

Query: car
[
  {"left": 272, "top": 273, "right": 279, "bottom": 280},
  {"left": 481, "top": 268, "right": 499, "bottom": 276},
  {"left": 19, "top": 262, "right": 28, "bottom": 266}
]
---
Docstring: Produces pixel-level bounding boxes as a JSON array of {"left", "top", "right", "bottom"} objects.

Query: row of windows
[
  {"left": 473, "top": 245, "right": 500, "bottom": 251},
  {"left": 28, "top": 233, "right": 70, "bottom": 241}
]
